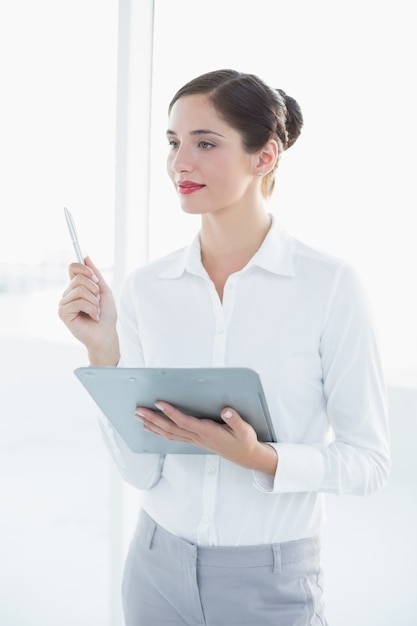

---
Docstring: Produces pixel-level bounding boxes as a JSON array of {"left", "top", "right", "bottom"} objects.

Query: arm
[
  {"left": 58, "top": 260, "right": 163, "bottom": 490},
  {"left": 255, "top": 264, "right": 391, "bottom": 495}
]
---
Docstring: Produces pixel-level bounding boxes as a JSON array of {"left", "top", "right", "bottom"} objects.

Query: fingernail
[
  {"left": 91, "top": 273, "right": 99, "bottom": 283},
  {"left": 154, "top": 402, "right": 164, "bottom": 412},
  {"left": 223, "top": 410, "right": 233, "bottom": 419},
  {"left": 136, "top": 409, "right": 145, "bottom": 419}
]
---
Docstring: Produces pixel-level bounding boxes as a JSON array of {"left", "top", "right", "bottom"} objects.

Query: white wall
[
  {"left": 322, "top": 386, "right": 417, "bottom": 624},
  {"left": 0, "top": 330, "right": 110, "bottom": 626}
]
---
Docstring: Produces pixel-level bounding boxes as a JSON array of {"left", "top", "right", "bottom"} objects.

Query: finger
[
  {"left": 143, "top": 421, "right": 196, "bottom": 443},
  {"left": 62, "top": 273, "right": 101, "bottom": 298},
  {"left": 58, "top": 281, "right": 101, "bottom": 322},
  {"left": 85, "top": 257, "right": 111, "bottom": 294},
  {"left": 137, "top": 406, "right": 185, "bottom": 434},
  {"left": 153, "top": 402, "right": 200, "bottom": 433},
  {"left": 136, "top": 408, "right": 196, "bottom": 443},
  {"left": 59, "top": 283, "right": 101, "bottom": 309},
  {"left": 58, "top": 296, "right": 100, "bottom": 323},
  {"left": 68, "top": 261, "right": 99, "bottom": 283}
]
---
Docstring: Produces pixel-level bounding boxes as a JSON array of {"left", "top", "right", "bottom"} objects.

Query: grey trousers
[{"left": 122, "top": 510, "right": 328, "bottom": 626}]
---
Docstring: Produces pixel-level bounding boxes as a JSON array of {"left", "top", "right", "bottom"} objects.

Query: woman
[{"left": 59, "top": 69, "right": 390, "bottom": 625}]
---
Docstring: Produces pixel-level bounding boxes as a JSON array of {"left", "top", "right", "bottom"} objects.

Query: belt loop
[
  {"left": 272, "top": 544, "right": 282, "bottom": 575},
  {"left": 142, "top": 513, "right": 157, "bottom": 549}
]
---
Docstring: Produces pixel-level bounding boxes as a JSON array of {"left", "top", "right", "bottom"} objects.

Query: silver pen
[{"left": 64, "top": 207, "right": 85, "bottom": 264}]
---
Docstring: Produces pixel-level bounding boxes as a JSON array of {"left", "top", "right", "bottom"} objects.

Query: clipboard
[{"left": 74, "top": 366, "right": 276, "bottom": 454}]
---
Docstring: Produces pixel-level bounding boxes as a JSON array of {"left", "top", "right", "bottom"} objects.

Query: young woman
[{"left": 58, "top": 69, "right": 390, "bottom": 625}]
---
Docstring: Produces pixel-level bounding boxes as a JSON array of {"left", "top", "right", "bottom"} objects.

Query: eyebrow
[{"left": 166, "top": 128, "right": 225, "bottom": 138}]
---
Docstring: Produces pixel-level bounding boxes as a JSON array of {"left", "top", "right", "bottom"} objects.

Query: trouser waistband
[{"left": 138, "top": 509, "right": 320, "bottom": 575}]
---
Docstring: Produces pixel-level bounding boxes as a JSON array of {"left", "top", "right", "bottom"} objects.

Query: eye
[
  {"left": 199, "top": 140, "right": 215, "bottom": 150},
  {"left": 167, "top": 139, "right": 179, "bottom": 150}
]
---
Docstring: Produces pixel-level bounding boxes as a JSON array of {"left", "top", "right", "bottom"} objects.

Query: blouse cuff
[{"left": 253, "top": 443, "right": 325, "bottom": 494}]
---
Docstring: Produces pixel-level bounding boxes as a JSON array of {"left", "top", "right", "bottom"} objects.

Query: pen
[{"left": 64, "top": 207, "right": 85, "bottom": 264}]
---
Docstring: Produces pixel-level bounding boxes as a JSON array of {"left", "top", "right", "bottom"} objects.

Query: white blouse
[{"left": 99, "top": 217, "right": 390, "bottom": 546}]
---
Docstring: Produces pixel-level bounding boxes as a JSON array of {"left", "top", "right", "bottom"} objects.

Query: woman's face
[{"left": 166, "top": 94, "right": 258, "bottom": 216}]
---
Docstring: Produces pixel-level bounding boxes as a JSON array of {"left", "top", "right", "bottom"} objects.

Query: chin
[{"left": 179, "top": 200, "right": 210, "bottom": 216}]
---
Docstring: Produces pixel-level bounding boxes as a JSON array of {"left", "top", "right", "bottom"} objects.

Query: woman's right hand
[{"left": 58, "top": 256, "right": 120, "bottom": 366}]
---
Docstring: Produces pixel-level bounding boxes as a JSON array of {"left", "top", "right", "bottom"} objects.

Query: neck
[{"left": 199, "top": 205, "right": 272, "bottom": 278}]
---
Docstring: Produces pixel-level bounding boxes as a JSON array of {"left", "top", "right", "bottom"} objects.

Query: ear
[{"left": 254, "top": 139, "right": 279, "bottom": 176}]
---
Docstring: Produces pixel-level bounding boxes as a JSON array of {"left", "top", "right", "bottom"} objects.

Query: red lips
[{"left": 177, "top": 180, "right": 205, "bottom": 195}]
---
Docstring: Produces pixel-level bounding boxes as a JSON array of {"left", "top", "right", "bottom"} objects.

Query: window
[{"left": 0, "top": 2, "right": 118, "bottom": 625}]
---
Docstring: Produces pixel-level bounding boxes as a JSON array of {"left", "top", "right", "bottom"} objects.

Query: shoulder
[
  {"left": 291, "top": 237, "right": 361, "bottom": 283},
  {"left": 291, "top": 237, "right": 344, "bottom": 272},
  {"left": 287, "top": 237, "right": 375, "bottom": 332},
  {"left": 289, "top": 236, "right": 367, "bottom": 305}
]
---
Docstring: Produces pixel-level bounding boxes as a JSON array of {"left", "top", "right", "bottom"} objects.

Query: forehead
[{"left": 167, "top": 94, "right": 232, "bottom": 135}]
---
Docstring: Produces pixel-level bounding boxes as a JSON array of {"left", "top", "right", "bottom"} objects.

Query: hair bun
[{"left": 277, "top": 89, "right": 303, "bottom": 149}]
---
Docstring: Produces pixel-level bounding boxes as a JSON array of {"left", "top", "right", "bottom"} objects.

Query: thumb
[
  {"left": 221, "top": 407, "right": 241, "bottom": 425},
  {"left": 221, "top": 408, "right": 256, "bottom": 444}
]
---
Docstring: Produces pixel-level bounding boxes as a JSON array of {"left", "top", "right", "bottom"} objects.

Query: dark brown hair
[{"left": 168, "top": 69, "right": 303, "bottom": 197}]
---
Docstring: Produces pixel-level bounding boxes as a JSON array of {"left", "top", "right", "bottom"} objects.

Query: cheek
[
  {"left": 216, "top": 150, "right": 253, "bottom": 179},
  {"left": 207, "top": 155, "right": 236, "bottom": 183},
  {"left": 215, "top": 159, "right": 253, "bottom": 192}
]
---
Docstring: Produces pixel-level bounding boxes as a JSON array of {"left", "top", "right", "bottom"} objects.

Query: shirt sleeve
[
  {"left": 97, "top": 272, "right": 164, "bottom": 490},
  {"left": 253, "top": 263, "right": 391, "bottom": 495}
]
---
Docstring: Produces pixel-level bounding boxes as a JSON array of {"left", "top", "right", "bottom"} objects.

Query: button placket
[
  {"left": 197, "top": 455, "right": 220, "bottom": 544},
  {"left": 221, "top": 276, "right": 237, "bottom": 333},
  {"left": 197, "top": 276, "right": 238, "bottom": 543},
  {"left": 207, "top": 281, "right": 227, "bottom": 366}
]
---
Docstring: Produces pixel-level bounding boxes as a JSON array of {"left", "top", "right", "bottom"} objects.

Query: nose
[{"left": 169, "top": 144, "right": 193, "bottom": 174}]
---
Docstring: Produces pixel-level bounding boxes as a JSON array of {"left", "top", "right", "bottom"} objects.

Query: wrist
[
  {"left": 249, "top": 442, "right": 278, "bottom": 476},
  {"left": 88, "top": 337, "right": 120, "bottom": 367}
]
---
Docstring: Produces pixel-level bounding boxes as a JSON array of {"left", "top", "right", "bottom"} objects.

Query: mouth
[{"left": 177, "top": 181, "right": 206, "bottom": 195}]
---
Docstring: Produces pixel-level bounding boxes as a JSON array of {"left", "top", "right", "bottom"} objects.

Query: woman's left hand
[{"left": 135, "top": 402, "right": 278, "bottom": 475}]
